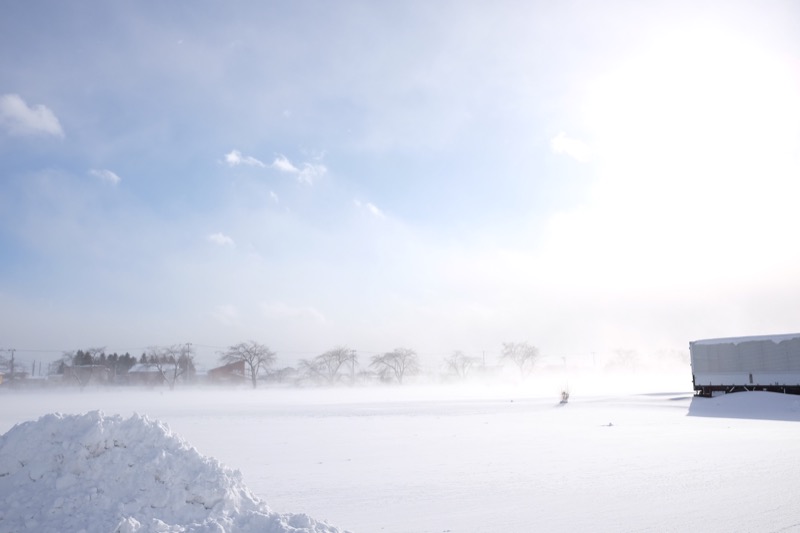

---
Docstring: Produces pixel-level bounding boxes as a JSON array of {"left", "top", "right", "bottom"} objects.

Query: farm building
[
  {"left": 207, "top": 360, "right": 247, "bottom": 385},
  {"left": 690, "top": 333, "right": 800, "bottom": 396},
  {"left": 62, "top": 364, "right": 111, "bottom": 386},
  {"left": 125, "top": 364, "right": 164, "bottom": 386}
]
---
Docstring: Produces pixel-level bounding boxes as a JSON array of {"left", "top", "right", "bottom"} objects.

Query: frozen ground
[{"left": 2, "top": 371, "right": 800, "bottom": 532}]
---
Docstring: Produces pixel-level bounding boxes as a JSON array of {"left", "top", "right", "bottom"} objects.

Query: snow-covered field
[{"left": 3, "top": 371, "right": 800, "bottom": 532}]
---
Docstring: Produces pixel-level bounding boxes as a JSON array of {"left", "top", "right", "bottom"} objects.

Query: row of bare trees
[
  {"left": 40, "top": 340, "right": 541, "bottom": 390},
  {"left": 295, "top": 346, "right": 423, "bottom": 386},
  {"left": 220, "top": 341, "right": 540, "bottom": 388},
  {"left": 221, "top": 343, "right": 424, "bottom": 388},
  {"left": 440, "top": 342, "right": 540, "bottom": 380}
]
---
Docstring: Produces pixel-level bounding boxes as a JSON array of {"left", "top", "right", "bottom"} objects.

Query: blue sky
[{"left": 1, "top": 1, "right": 799, "bottom": 368}]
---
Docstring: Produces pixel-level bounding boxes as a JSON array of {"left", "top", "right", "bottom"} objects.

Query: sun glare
[
  {"left": 596, "top": 26, "right": 794, "bottom": 159},
  {"left": 545, "top": 22, "right": 800, "bottom": 291}
]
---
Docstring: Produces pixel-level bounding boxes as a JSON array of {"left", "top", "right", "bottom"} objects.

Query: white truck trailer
[{"left": 690, "top": 333, "right": 800, "bottom": 396}]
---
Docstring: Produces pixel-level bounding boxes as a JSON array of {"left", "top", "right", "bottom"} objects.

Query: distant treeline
[
  {"left": 0, "top": 341, "right": 543, "bottom": 390},
  {"left": 56, "top": 349, "right": 139, "bottom": 375}
]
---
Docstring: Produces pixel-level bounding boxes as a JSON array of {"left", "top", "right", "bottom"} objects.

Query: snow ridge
[{"left": 0, "top": 411, "right": 345, "bottom": 533}]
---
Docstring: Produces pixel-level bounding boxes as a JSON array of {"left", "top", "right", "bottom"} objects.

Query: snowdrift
[
  {"left": 0, "top": 411, "right": 346, "bottom": 533},
  {"left": 688, "top": 390, "right": 800, "bottom": 421}
]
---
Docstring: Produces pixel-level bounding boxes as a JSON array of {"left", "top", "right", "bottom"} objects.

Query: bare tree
[
  {"left": 607, "top": 348, "right": 639, "bottom": 371},
  {"left": 220, "top": 341, "right": 276, "bottom": 388},
  {"left": 147, "top": 344, "right": 195, "bottom": 389},
  {"left": 500, "top": 342, "right": 539, "bottom": 377},
  {"left": 344, "top": 348, "right": 358, "bottom": 385},
  {"left": 299, "top": 346, "right": 357, "bottom": 386},
  {"left": 296, "top": 358, "right": 322, "bottom": 386},
  {"left": 371, "top": 347, "right": 420, "bottom": 384},
  {"left": 268, "top": 366, "right": 297, "bottom": 384},
  {"left": 444, "top": 351, "right": 481, "bottom": 380}
]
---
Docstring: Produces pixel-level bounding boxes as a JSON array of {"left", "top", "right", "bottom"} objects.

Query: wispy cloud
[
  {"left": 354, "top": 198, "right": 386, "bottom": 219},
  {"left": 271, "top": 154, "right": 327, "bottom": 185},
  {"left": 208, "top": 232, "right": 235, "bottom": 247},
  {"left": 0, "top": 93, "right": 64, "bottom": 138},
  {"left": 269, "top": 191, "right": 279, "bottom": 203},
  {"left": 271, "top": 155, "right": 298, "bottom": 173},
  {"left": 224, "top": 149, "right": 265, "bottom": 168},
  {"left": 297, "top": 163, "right": 326, "bottom": 185},
  {"left": 89, "top": 168, "right": 122, "bottom": 185},
  {"left": 551, "top": 132, "right": 591, "bottom": 162}
]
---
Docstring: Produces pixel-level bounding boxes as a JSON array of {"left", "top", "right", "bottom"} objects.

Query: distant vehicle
[{"left": 690, "top": 333, "right": 800, "bottom": 397}]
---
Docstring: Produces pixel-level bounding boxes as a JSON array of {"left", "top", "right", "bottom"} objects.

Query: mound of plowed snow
[
  {"left": 0, "top": 411, "right": 345, "bottom": 533},
  {"left": 688, "top": 391, "right": 800, "bottom": 421}
]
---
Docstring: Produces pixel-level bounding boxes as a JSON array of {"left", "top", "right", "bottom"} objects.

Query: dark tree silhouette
[
  {"left": 500, "top": 342, "right": 539, "bottom": 377},
  {"left": 219, "top": 341, "right": 276, "bottom": 388},
  {"left": 371, "top": 347, "right": 420, "bottom": 384},
  {"left": 146, "top": 344, "right": 195, "bottom": 389},
  {"left": 444, "top": 351, "right": 481, "bottom": 380},
  {"left": 299, "top": 347, "right": 357, "bottom": 386}
]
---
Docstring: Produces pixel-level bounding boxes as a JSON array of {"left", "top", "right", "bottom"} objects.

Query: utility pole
[
  {"left": 9, "top": 348, "right": 15, "bottom": 385},
  {"left": 184, "top": 342, "right": 193, "bottom": 381}
]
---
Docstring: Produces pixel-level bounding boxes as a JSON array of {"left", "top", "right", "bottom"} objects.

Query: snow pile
[
  {"left": 688, "top": 391, "right": 800, "bottom": 421},
  {"left": 0, "top": 411, "right": 346, "bottom": 533}
]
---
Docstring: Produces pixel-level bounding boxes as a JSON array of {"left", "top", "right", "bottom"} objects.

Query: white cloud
[
  {"left": 224, "top": 149, "right": 265, "bottom": 167},
  {"left": 297, "top": 162, "right": 327, "bottom": 185},
  {"left": 550, "top": 132, "right": 591, "bottom": 162},
  {"left": 208, "top": 232, "right": 235, "bottom": 247},
  {"left": 272, "top": 155, "right": 327, "bottom": 185},
  {"left": 0, "top": 93, "right": 64, "bottom": 138},
  {"left": 354, "top": 198, "right": 386, "bottom": 218},
  {"left": 269, "top": 191, "right": 279, "bottom": 203},
  {"left": 271, "top": 154, "right": 299, "bottom": 173},
  {"left": 366, "top": 203, "right": 384, "bottom": 218},
  {"left": 89, "top": 168, "right": 122, "bottom": 185}
]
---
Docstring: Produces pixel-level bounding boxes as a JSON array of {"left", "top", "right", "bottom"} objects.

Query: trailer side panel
[{"left": 690, "top": 334, "right": 800, "bottom": 396}]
